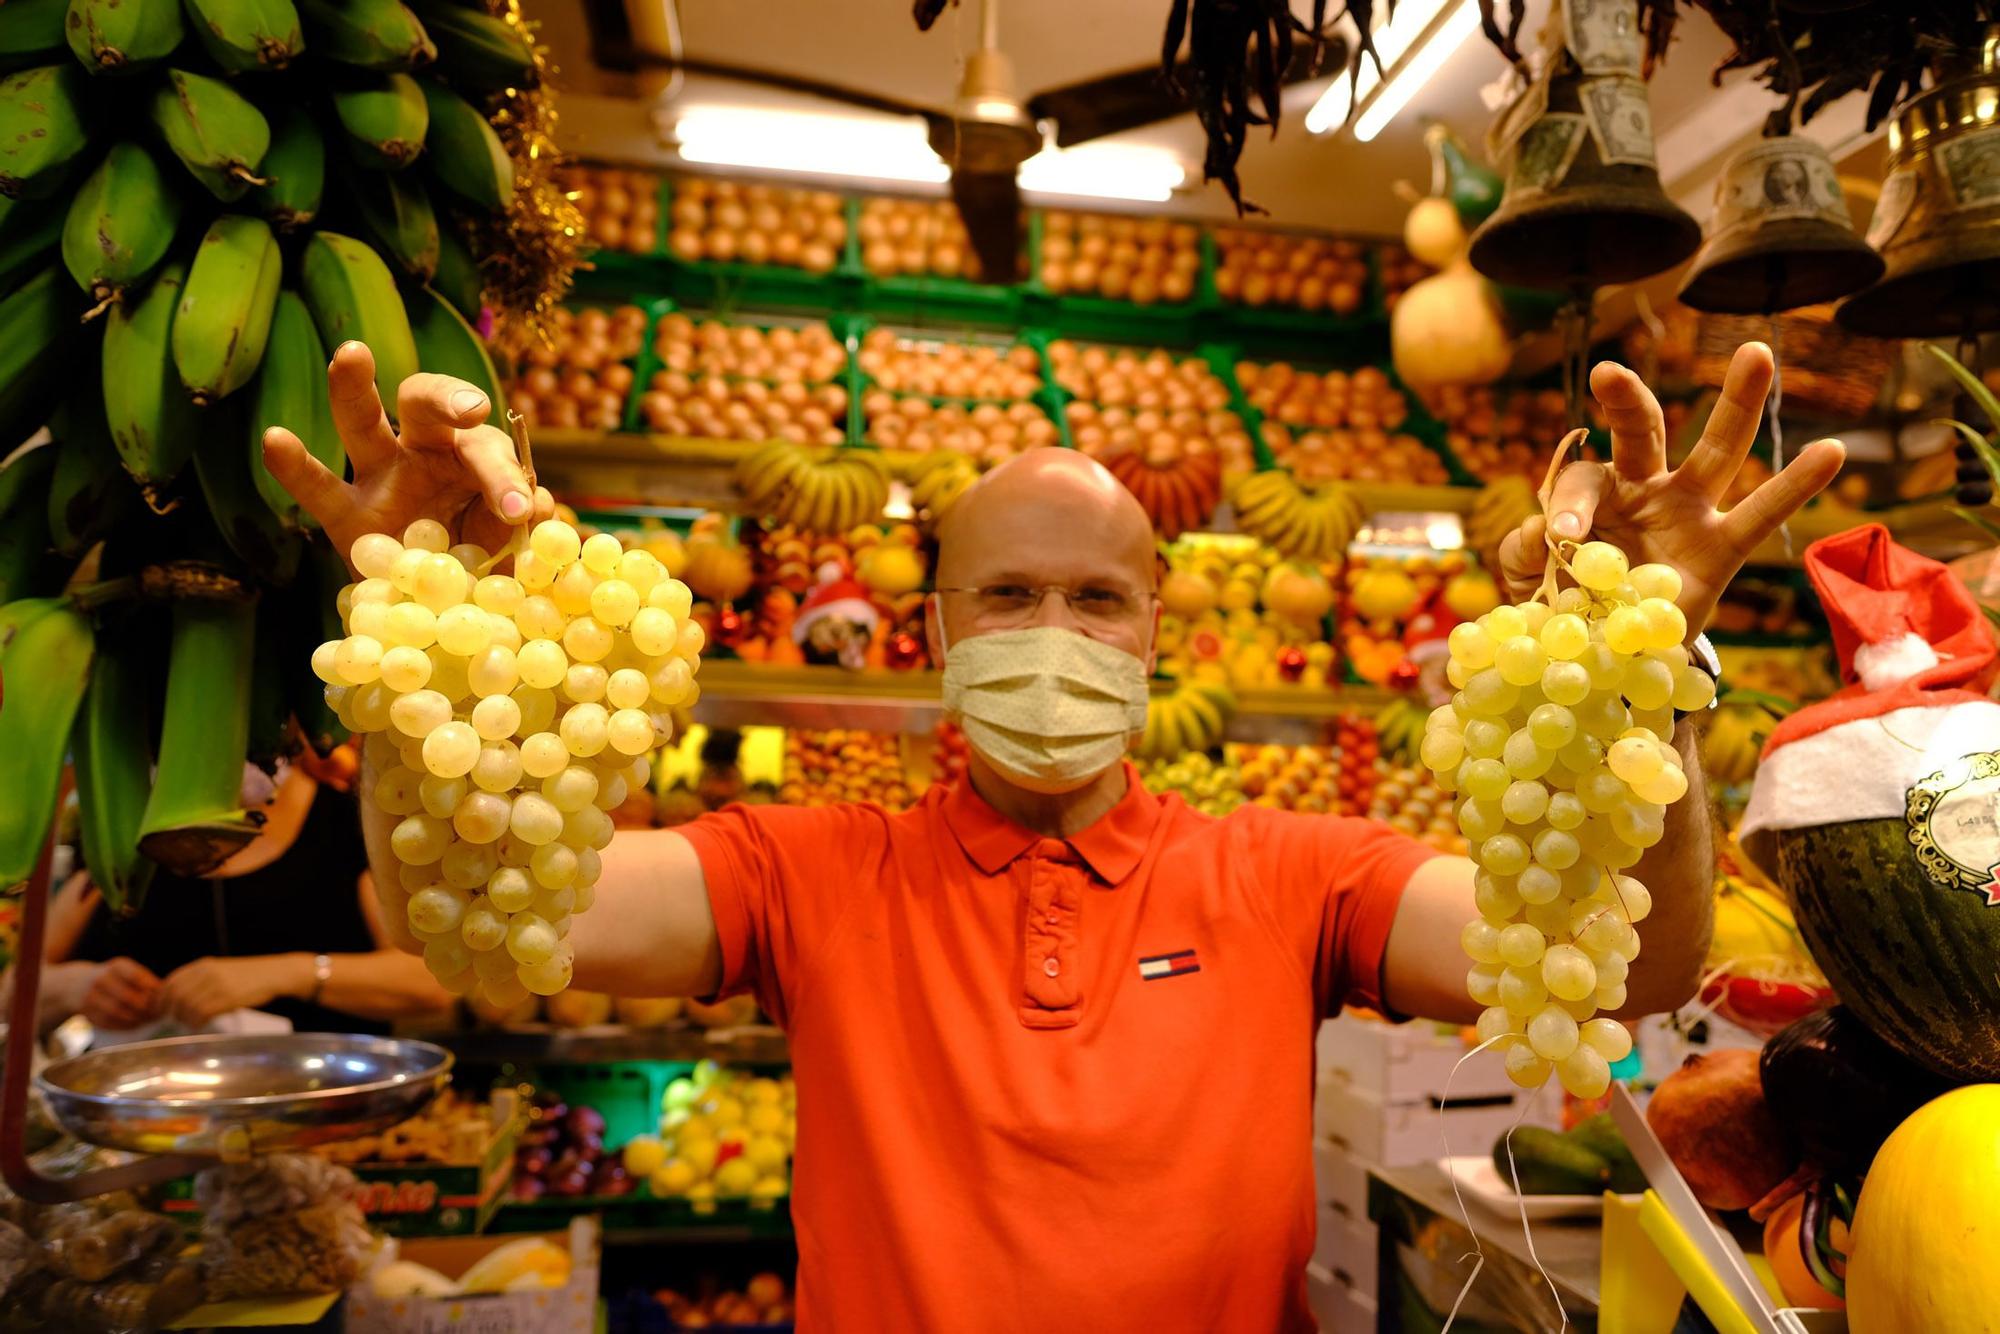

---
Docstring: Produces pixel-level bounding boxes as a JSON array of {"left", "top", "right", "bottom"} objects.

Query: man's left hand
[
  {"left": 158, "top": 956, "right": 306, "bottom": 1029},
  {"left": 1497, "top": 342, "right": 1845, "bottom": 634}
]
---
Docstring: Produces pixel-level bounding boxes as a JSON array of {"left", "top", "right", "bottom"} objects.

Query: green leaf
[
  {"left": 1951, "top": 505, "right": 2000, "bottom": 547},
  {"left": 1982, "top": 602, "right": 2000, "bottom": 636},
  {"left": 1924, "top": 341, "right": 2000, "bottom": 438},
  {"left": 1934, "top": 418, "right": 2000, "bottom": 490}
]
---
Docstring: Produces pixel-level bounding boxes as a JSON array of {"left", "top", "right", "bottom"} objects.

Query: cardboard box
[
  {"left": 1310, "top": 1207, "right": 1378, "bottom": 1303},
  {"left": 1317, "top": 1014, "right": 1516, "bottom": 1104},
  {"left": 1314, "top": 1079, "right": 1555, "bottom": 1168},
  {"left": 1304, "top": 1260, "right": 1377, "bottom": 1334},
  {"left": 345, "top": 1218, "right": 600, "bottom": 1334},
  {"left": 161, "top": 1094, "right": 521, "bottom": 1237}
]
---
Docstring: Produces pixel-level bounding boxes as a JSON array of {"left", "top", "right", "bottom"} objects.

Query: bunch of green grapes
[
  {"left": 1419, "top": 540, "right": 1714, "bottom": 1099},
  {"left": 314, "top": 518, "right": 703, "bottom": 1005}
]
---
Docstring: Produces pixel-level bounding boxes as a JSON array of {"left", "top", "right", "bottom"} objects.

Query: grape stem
[
  {"left": 479, "top": 411, "right": 542, "bottom": 577},
  {"left": 1533, "top": 428, "right": 1593, "bottom": 606}
]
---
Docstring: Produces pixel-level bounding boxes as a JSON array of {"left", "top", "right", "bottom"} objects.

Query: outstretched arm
[
  {"left": 273, "top": 343, "right": 726, "bottom": 999},
  {"left": 1380, "top": 343, "right": 1843, "bottom": 1023}
]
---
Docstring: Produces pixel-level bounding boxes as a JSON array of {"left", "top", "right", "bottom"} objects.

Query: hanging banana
[
  {"left": 0, "top": 599, "right": 94, "bottom": 889},
  {"left": 72, "top": 618, "right": 159, "bottom": 913},
  {"left": 136, "top": 589, "right": 261, "bottom": 876}
]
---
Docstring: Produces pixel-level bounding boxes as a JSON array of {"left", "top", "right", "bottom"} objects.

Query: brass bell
[
  {"left": 1837, "top": 32, "right": 2000, "bottom": 338},
  {"left": 1467, "top": 0, "right": 1699, "bottom": 292},
  {"left": 1678, "top": 136, "right": 1884, "bottom": 314}
]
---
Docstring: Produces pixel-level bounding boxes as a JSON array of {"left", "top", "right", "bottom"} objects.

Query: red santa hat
[
  {"left": 1738, "top": 524, "right": 2000, "bottom": 868},
  {"left": 791, "top": 566, "right": 881, "bottom": 645}
]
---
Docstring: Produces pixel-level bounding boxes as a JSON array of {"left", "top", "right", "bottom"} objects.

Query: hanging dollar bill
[
  {"left": 1866, "top": 168, "right": 1920, "bottom": 249},
  {"left": 1562, "top": 0, "right": 1641, "bottom": 76},
  {"left": 1485, "top": 74, "right": 1550, "bottom": 165},
  {"left": 1939, "top": 126, "right": 2000, "bottom": 210},
  {"left": 1581, "top": 76, "right": 1656, "bottom": 167},
  {"left": 1707, "top": 139, "right": 1852, "bottom": 239},
  {"left": 1510, "top": 114, "right": 1589, "bottom": 197}
]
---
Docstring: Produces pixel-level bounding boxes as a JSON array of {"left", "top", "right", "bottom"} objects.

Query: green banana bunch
[
  {"left": 0, "top": 194, "right": 65, "bottom": 290},
  {"left": 0, "top": 594, "right": 62, "bottom": 651},
  {"left": 61, "top": 140, "right": 183, "bottom": 306},
  {"left": 174, "top": 213, "right": 283, "bottom": 404},
  {"left": 136, "top": 593, "right": 260, "bottom": 876},
  {"left": 184, "top": 0, "right": 303, "bottom": 72},
  {"left": 246, "top": 595, "right": 293, "bottom": 766},
  {"left": 65, "top": 0, "right": 183, "bottom": 72},
  {"left": 194, "top": 392, "right": 301, "bottom": 583},
  {"left": 149, "top": 68, "right": 270, "bottom": 200},
  {"left": 0, "top": 444, "right": 65, "bottom": 603},
  {"left": 288, "top": 538, "right": 349, "bottom": 755},
  {"left": 247, "top": 105, "right": 324, "bottom": 230},
  {"left": 248, "top": 290, "right": 340, "bottom": 530},
  {"left": 431, "top": 218, "right": 482, "bottom": 321},
  {"left": 72, "top": 618, "right": 159, "bottom": 912},
  {"left": 104, "top": 260, "right": 202, "bottom": 492},
  {"left": 349, "top": 158, "right": 439, "bottom": 279},
  {"left": 0, "top": 267, "right": 87, "bottom": 454},
  {"left": 0, "top": 0, "right": 69, "bottom": 70},
  {"left": 331, "top": 71, "right": 428, "bottom": 169},
  {"left": 297, "top": 0, "right": 431, "bottom": 69},
  {"left": 407, "top": 283, "right": 504, "bottom": 409},
  {"left": 0, "top": 64, "right": 91, "bottom": 197},
  {"left": 300, "top": 230, "right": 419, "bottom": 418},
  {"left": 0, "top": 599, "right": 94, "bottom": 890},
  {"left": 419, "top": 3, "right": 533, "bottom": 92},
  {"left": 46, "top": 383, "right": 136, "bottom": 557},
  {"left": 418, "top": 76, "right": 511, "bottom": 211}
]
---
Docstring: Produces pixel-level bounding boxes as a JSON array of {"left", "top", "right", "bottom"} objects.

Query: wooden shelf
[
  {"left": 529, "top": 429, "right": 1990, "bottom": 569},
  {"left": 687, "top": 660, "right": 1397, "bottom": 741}
]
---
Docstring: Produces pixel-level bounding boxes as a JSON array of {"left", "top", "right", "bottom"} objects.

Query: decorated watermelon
[{"left": 1739, "top": 524, "right": 2000, "bottom": 1082}]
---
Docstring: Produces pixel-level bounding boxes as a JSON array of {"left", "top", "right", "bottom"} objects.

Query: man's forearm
[{"left": 1618, "top": 716, "right": 1713, "bottom": 1015}]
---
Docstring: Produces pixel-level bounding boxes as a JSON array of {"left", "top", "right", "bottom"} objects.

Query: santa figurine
[{"left": 793, "top": 565, "right": 882, "bottom": 672}]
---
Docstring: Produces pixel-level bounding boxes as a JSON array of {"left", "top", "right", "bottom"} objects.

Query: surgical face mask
[{"left": 939, "top": 624, "right": 1150, "bottom": 794}]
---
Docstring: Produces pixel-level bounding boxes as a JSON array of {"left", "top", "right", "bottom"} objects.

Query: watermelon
[{"left": 1777, "top": 818, "right": 2000, "bottom": 1082}]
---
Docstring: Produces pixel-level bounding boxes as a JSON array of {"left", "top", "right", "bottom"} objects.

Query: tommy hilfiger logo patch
[{"left": 1138, "top": 949, "right": 1200, "bottom": 980}]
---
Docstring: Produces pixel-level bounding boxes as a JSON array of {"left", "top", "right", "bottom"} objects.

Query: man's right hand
[
  {"left": 261, "top": 341, "right": 556, "bottom": 571},
  {"left": 79, "top": 957, "right": 163, "bottom": 1031}
]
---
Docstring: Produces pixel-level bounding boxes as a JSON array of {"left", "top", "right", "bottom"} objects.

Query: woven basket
[{"left": 1694, "top": 304, "right": 1893, "bottom": 422}]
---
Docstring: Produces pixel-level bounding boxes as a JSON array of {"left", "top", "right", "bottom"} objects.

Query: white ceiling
[{"left": 539, "top": 0, "right": 1882, "bottom": 236}]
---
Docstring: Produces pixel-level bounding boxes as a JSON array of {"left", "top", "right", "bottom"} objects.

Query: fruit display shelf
[
  {"left": 425, "top": 1024, "right": 790, "bottom": 1070},
  {"left": 527, "top": 429, "right": 1948, "bottom": 571},
  {"left": 492, "top": 1195, "right": 795, "bottom": 1247},
  {"left": 678, "top": 661, "right": 1404, "bottom": 743}
]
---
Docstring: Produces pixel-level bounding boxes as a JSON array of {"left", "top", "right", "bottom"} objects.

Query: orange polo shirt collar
[{"left": 940, "top": 761, "right": 1158, "bottom": 884}]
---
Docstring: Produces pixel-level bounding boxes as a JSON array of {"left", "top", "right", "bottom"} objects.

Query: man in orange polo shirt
[{"left": 268, "top": 340, "right": 1842, "bottom": 1331}]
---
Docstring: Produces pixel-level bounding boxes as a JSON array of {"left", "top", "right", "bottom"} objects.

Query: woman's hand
[
  {"left": 76, "top": 957, "right": 163, "bottom": 1031},
  {"left": 261, "top": 341, "right": 555, "bottom": 571},
  {"left": 1497, "top": 343, "right": 1846, "bottom": 635},
  {"left": 158, "top": 955, "right": 308, "bottom": 1029}
]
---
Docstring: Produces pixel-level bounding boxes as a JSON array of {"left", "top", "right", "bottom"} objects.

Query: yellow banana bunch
[
  {"left": 1228, "top": 469, "right": 1364, "bottom": 563},
  {"left": 1702, "top": 694, "right": 1788, "bottom": 785},
  {"left": 1373, "top": 695, "right": 1431, "bottom": 764},
  {"left": 1465, "top": 474, "right": 1538, "bottom": 569},
  {"left": 907, "top": 452, "right": 979, "bottom": 532},
  {"left": 1137, "top": 680, "right": 1236, "bottom": 759},
  {"left": 735, "top": 445, "right": 889, "bottom": 535},
  {"left": 1709, "top": 875, "right": 1816, "bottom": 975}
]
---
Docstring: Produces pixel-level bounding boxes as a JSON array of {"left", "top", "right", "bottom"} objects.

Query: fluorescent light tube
[
  {"left": 1304, "top": 0, "right": 1452, "bottom": 135},
  {"left": 675, "top": 106, "right": 950, "bottom": 184},
  {"left": 1352, "top": 1, "right": 1481, "bottom": 142}
]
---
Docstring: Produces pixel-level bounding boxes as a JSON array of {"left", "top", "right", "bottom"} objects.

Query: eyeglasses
[{"left": 935, "top": 582, "right": 1153, "bottom": 628}]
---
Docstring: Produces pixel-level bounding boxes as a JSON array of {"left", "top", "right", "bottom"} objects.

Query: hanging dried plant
[
  {"left": 1159, "top": 0, "right": 1331, "bottom": 213},
  {"left": 457, "top": 0, "right": 589, "bottom": 360}
]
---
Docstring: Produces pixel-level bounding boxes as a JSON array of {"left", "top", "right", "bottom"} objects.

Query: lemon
[
  {"left": 746, "top": 1105, "right": 785, "bottom": 1136},
  {"left": 675, "top": 1113, "right": 713, "bottom": 1142},
  {"left": 709, "top": 1097, "right": 746, "bottom": 1129},
  {"left": 685, "top": 1180, "right": 718, "bottom": 1214},
  {"left": 679, "top": 1136, "right": 719, "bottom": 1176},
  {"left": 649, "top": 1158, "right": 698, "bottom": 1196},
  {"left": 622, "top": 1135, "right": 667, "bottom": 1177},
  {"left": 714, "top": 1157, "right": 758, "bottom": 1196},
  {"left": 745, "top": 1135, "right": 789, "bottom": 1174},
  {"left": 750, "top": 1175, "right": 789, "bottom": 1203},
  {"left": 746, "top": 1078, "right": 784, "bottom": 1107},
  {"left": 662, "top": 1077, "right": 699, "bottom": 1113}
]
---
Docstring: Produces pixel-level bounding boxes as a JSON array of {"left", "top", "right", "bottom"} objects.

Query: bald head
[
  {"left": 935, "top": 448, "right": 1156, "bottom": 589},
  {"left": 927, "top": 447, "right": 1160, "bottom": 660}
]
